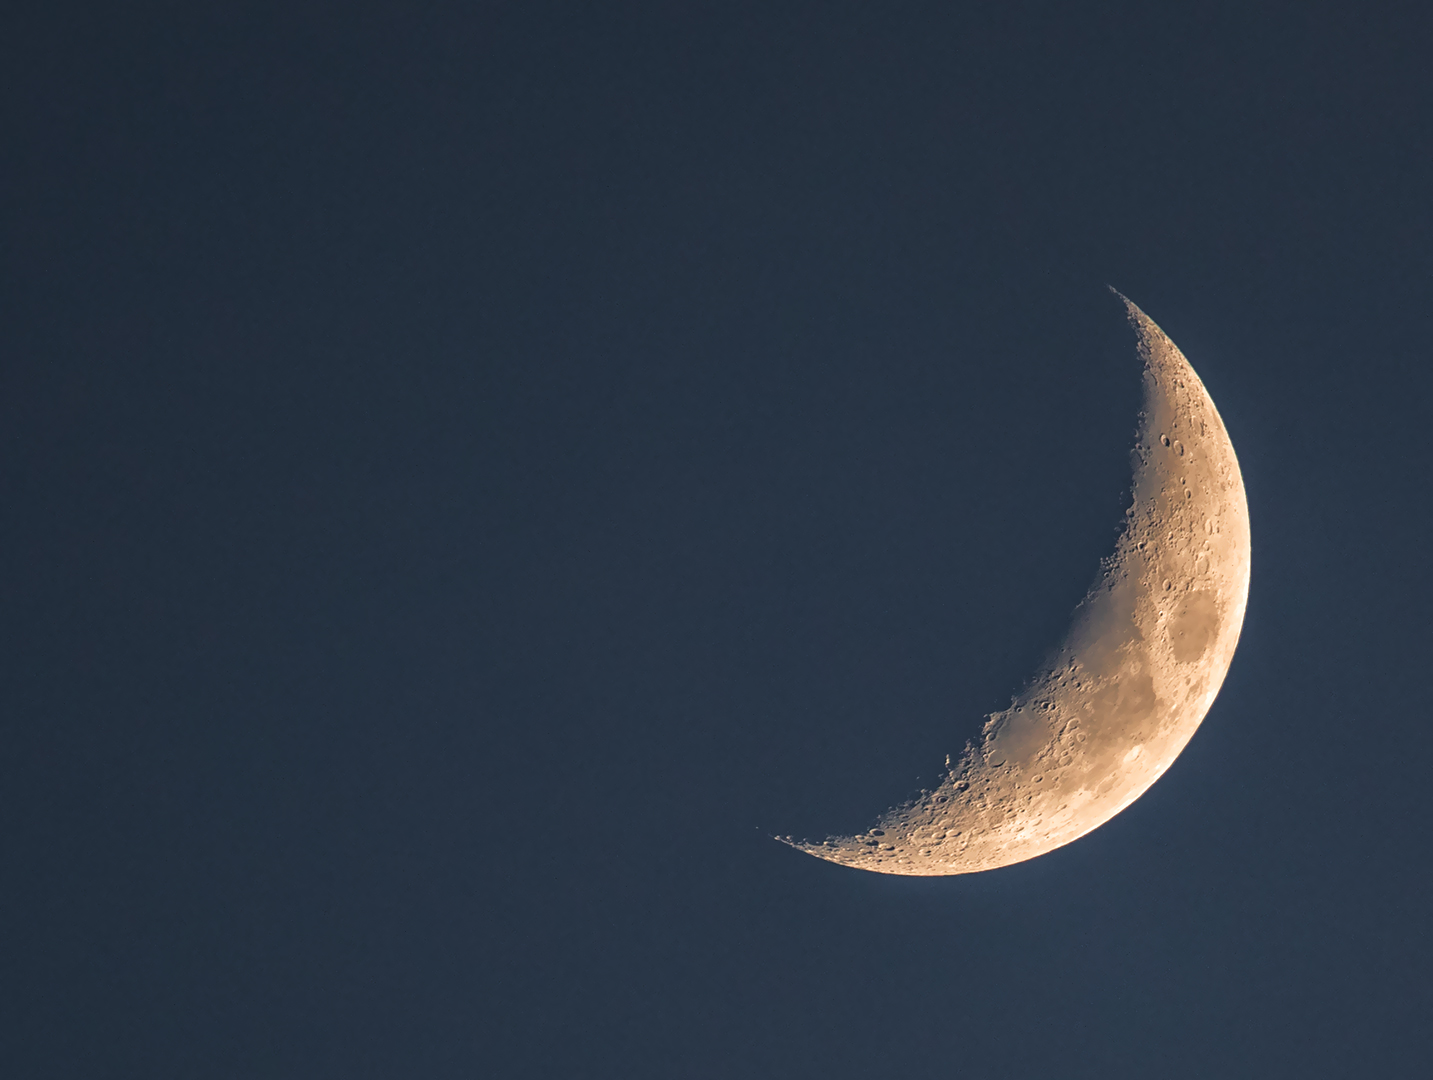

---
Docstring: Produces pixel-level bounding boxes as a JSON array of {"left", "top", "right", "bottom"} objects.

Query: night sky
[{"left": 5, "top": 3, "right": 1432, "bottom": 1076}]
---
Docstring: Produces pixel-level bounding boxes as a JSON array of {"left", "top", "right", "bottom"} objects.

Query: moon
[{"left": 784, "top": 293, "right": 1251, "bottom": 875}]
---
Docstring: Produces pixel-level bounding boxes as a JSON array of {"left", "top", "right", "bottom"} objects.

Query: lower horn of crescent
[{"left": 784, "top": 294, "right": 1251, "bottom": 876}]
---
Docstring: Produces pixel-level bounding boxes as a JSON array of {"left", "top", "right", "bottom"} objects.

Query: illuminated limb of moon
[{"left": 784, "top": 294, "right": 1251, "bottom": 875}]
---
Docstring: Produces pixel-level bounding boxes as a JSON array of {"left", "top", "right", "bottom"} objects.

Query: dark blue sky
[{"left": 4, "top": 3, "right": 1431, "bottom": 1076}]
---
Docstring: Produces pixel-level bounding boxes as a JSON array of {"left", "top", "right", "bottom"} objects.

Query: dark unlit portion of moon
[{"left": 785, "top": 296, "right": 1251, "bottom": 875}]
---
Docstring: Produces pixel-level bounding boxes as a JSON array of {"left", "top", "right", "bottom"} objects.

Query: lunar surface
[{"left": 784, "top": 294, "right": 1251, "bottom": 875}]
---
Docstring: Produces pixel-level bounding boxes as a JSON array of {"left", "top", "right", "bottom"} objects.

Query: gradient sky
[{"left": 5, "top": 3, "right": 1431, "bottom": 1077}]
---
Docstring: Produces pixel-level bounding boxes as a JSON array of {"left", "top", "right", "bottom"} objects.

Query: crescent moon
[{"left": 784, "top": 294, "right": 1251, "bottom": 875}]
